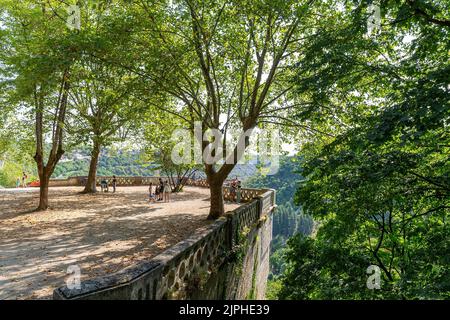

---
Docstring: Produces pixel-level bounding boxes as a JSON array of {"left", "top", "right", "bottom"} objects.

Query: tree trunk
[
  {"left": 203, "top": 123, "right": 254, "bottom": 219},
  {"left": 37, "top": 172, "right": 49, "bottom": 211},
  {"left": 83, "top": 141, "right": 101, "bottom": 193},
  {"left": 33, "top": 68, "right": 70, "bottom": 211},
  {"left": 207, "top": 174, "right": 225, "bottom": 220}
]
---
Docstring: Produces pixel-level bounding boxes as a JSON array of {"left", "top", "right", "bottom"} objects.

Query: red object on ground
[{"left": 29, "top": 181, "right": 40, "bottom": 187}]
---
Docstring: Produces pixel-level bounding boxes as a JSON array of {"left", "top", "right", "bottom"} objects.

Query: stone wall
[
  {"left": 48, "top": 176, "right": 81, "bottom": 187},
  {"left": 49, "top": 176, "right": 265, "bottom": 203},
  {"left": 48, "top": 176, "right": 161, "bottom": 187},
  {"left": 53, "top": 189, "right": 276, "bottom": 300},
  {"left": 49, "top": 176, "right": 162, "bottom": 187}
]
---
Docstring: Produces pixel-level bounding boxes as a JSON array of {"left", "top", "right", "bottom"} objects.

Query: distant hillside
[
  {"left": 53, "top": 148, "right": 156, "bottom": 178},
  {"left": 225, "top": 163, "right": 258, "bottom": 181},
  {"left": 53, "top": 148, "right": 259, "bottom": 180}
]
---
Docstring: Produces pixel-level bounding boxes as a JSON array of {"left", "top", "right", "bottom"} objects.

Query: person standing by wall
[
  {"left": 112, "top": 175, "right": 117, "bottom": 193},
  {"left": 100, "top": 178, "right": 109, "bottom": 192},
  {"left": 22, "top": 172, "right": 27, "bottom": 188},
  {"left": 236, "top": 178, "right": 242, "bottom": 203},
  {"left": 155, "top": 184, "right": 160, "bottom": 201},
  {"left": 158, "top": 178, "right": 164, "bottom": 201},
  {"left": 148, "top": 183, "right": 156, "bottom": 203},
  {"left": 230, "top": 178, "right": 237, "bottom": 202},
  {"left": 164, "top": 181, "right": 171, "bottom": 202}
]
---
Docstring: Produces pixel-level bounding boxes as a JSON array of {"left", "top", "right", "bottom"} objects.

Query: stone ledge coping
[{"left": 54, "top": 261, "right": 161, "bottom": 299}]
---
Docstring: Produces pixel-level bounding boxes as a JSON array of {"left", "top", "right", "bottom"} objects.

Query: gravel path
[{"left": 0, "top": 186, "right": 239, "bottom": 300}]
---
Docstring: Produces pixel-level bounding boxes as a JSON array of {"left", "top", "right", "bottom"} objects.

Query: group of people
[
  {"left": 16, "top": 172, "right": 240, "bottom": 206},
  {"left": 16, "top": 172, "right": 28, "bottom": 188},
  {"left": 148, "top": 178, "right": 171, "bottom": 203},
  {"left": 100, "top": 176, "right": 117, "bottom": 193}
]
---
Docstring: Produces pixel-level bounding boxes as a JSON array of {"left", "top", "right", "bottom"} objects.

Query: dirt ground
[{"left": 0, "top": 186, "right": 239, "bottom": 300}]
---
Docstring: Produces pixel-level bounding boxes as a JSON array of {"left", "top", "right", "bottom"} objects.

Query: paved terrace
[{"left": 0, "top": 186, "right": 240, "bottom": 299}]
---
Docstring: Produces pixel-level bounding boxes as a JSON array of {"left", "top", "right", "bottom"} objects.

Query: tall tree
[
  {"left": 143, "top": 105, "right": 201, "bottom": 192},
  {"left": 0, "top": 0, "right": 82, "bottom": 210},
  {"left": 68, "top": 62, "right": 142, "bottom": 193},
  {"left": 107, "top": 0, "right": 321, "bottom": 218}
]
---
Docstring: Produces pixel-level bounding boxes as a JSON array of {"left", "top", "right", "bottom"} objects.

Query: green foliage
[
  {"left": 247, "top": 156, "right": 315, "bottom": 283},
  {"left": 246, "top": 157, "right": 314, "bottom": 245},
  {"left": 266, "top": 278, "right": 283, "bottom": 300},
  {"left": 277, "top": 0, "right": 450, "bottom": 300},
  {"left": 278, "top": 234, "right": 380, "bottom": 299},
  {"left": 142, "top": 107, "right": 201, "bottom": 190},
  {"left": 272, "top": 201, "right": 314, "bottom": 238},
  {"left": 52, "top": 147, "right": 155, "bottom": 178},
  {"left": 0, "top": 112, "right": 36, "bottom": 187},
  {"left": 0, "top": 161, "right": 35, "bottom": 187},
  {"left": 246, "top": 156, "right": 303, "bottom": 204}
]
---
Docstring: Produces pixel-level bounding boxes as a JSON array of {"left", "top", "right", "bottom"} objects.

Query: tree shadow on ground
[{"left": 0, "top": 186, "right": 239, "bottom": 299}]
